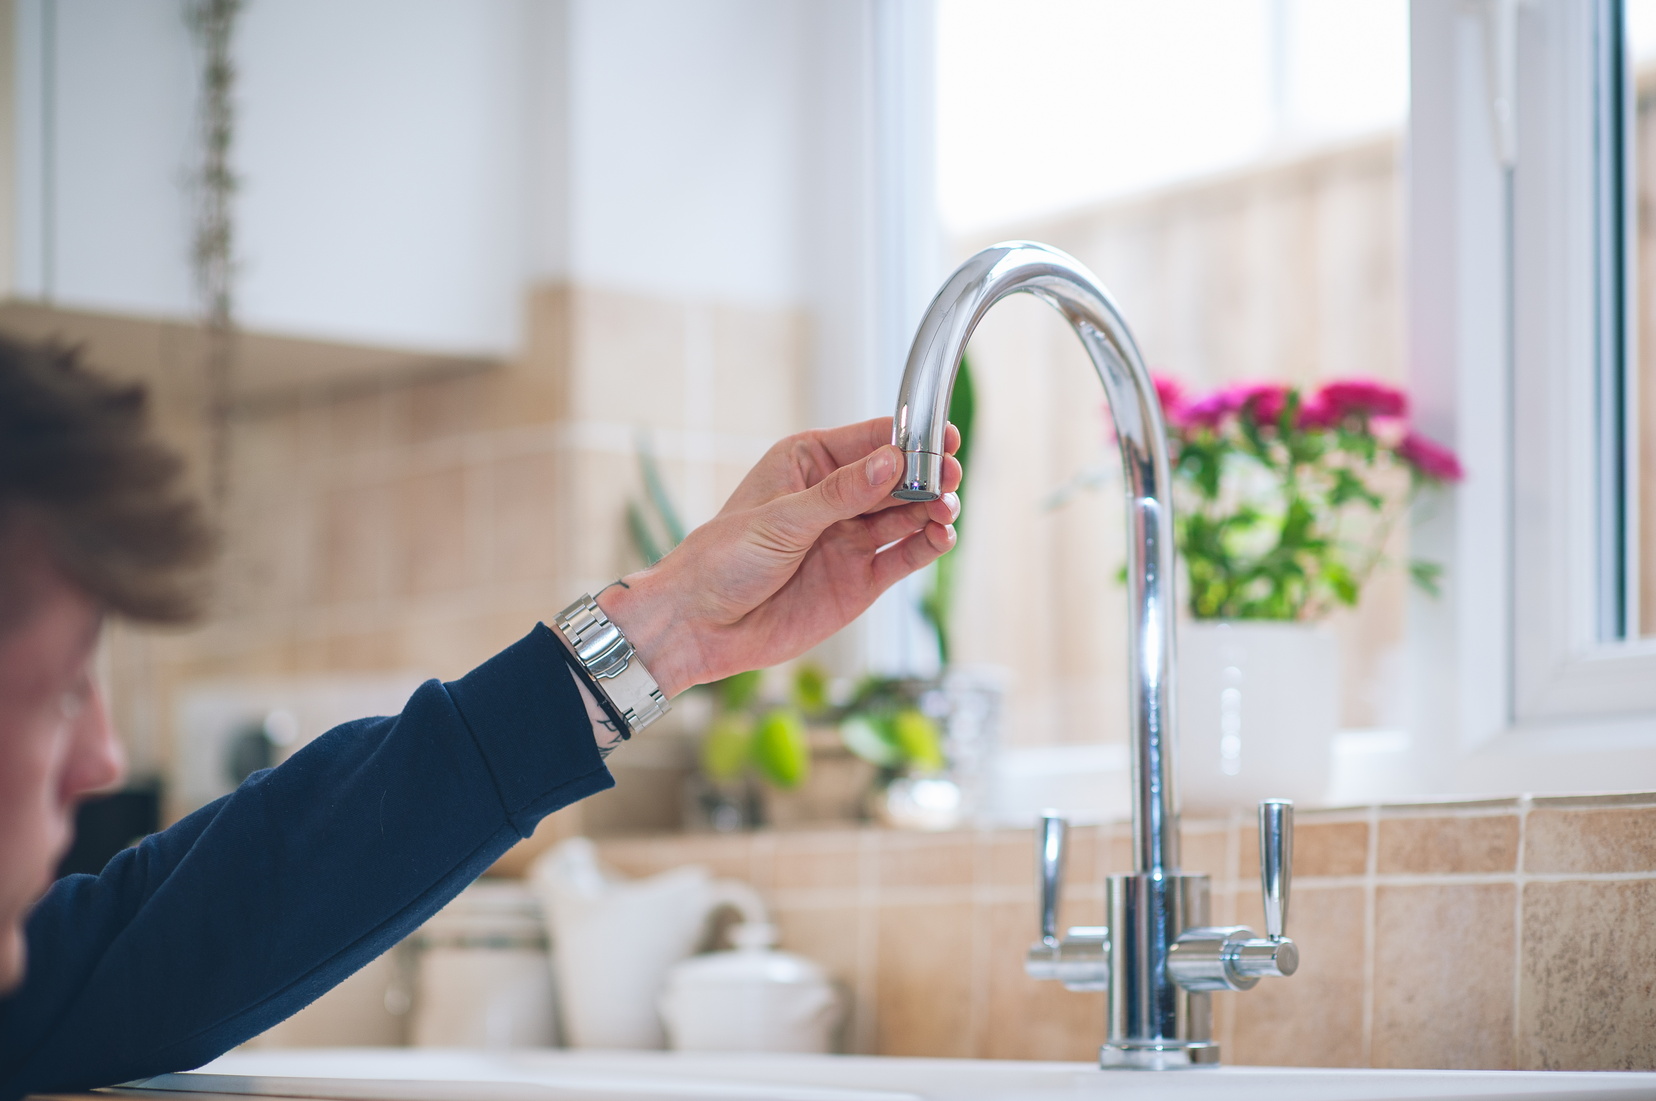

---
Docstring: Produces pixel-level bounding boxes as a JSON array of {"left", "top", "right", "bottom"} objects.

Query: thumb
[{"left": 766, "top": 445, "right": 901, "bottom": 545}]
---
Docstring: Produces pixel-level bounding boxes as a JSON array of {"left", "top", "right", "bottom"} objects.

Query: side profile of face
[{"left": 0, "top": 531, "right": 125, "bottom": 994}]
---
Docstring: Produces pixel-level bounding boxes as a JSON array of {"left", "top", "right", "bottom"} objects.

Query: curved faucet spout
[{"left": 889, "top": 241, "right": 1180, "bottom": 877}]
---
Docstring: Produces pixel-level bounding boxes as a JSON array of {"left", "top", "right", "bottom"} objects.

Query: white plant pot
[{"left": 1176, "top": 620, "right": 1339, "bottom": 814}]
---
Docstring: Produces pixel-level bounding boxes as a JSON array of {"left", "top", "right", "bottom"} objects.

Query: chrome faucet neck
[
  {"left": 890, "top": 242, "right": 1298, "bottom": 1068},
  {"left": 890, "top": 241, "right": 1181, "bottom": 875}
]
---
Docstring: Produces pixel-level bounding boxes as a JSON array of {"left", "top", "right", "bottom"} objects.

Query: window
[
  {"left": 1408, "top": 0, "right": 1656, "bottom": 795},
  {"left": 934, "top": 0, "right": 1414, "bottom": 815},
  {"left": 935, "top": 0, "right": 1656, "bottom": 805}
]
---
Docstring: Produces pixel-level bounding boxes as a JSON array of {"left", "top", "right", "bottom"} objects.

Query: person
[{"left": 0, "top": 337, "right": 961, "bottom": 1097}]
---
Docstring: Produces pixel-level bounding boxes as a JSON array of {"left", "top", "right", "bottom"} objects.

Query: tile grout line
[
  {"left": 966, "top": 834, "right": 993, "bottom": 1058},
  {"left": 853, "top": 831, "right": 880, "bottom": 1055},
  {"left": 1361, "top": 802, "right": 1379, "bottom": 1068},
  {"left": 1511, "top": 794, "right": 1530, "bottom": 1070},
  {"left": 1219, "top": 809, "right": 1242, "bottom": 1058}
]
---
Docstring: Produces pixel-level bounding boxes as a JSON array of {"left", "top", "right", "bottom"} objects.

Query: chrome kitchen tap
[{"left": 888, "top": 241, "right": 1298, "bottom": 1068}]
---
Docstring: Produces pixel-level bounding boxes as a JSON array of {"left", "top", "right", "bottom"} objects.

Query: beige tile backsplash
[{"left": 593, "top": 793, "right": 1656, "bottom": 1070}]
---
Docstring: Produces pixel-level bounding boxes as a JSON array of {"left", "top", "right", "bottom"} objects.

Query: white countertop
[{"left": 124, "top": 1048, "right": 1656, "bottom": 1101}]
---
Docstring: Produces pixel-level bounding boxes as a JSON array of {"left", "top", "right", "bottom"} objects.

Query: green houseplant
[
  {"left": 1154, "top": 376, "right": 1462, "bottom": 620},
  {"left": 1169, "top": 375, "right": 1461, "bottom": 808},
  {"left": 1055, "top": 374, "right": 1463, "bottom": 811}
]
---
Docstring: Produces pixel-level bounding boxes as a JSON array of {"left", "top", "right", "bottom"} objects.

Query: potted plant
[
  {"left": 694, "top": 661, "right": 968, "bottom": 830},
  {"left": 1168, "top": 376, "right": 1461, "bottom": 808},
  {"left": 1056, "top": 376, "right": 1463, "bottom": 810},
  {"left": 836, "top": 673, "right": 958, "bottom": 829}
]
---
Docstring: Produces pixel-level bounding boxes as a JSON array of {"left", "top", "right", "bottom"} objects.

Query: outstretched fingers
[
  {"left": 870, "top": 522, "right": 956, "bottom": 593},
  {"left": 861, "top": 494, "right": 959, "bottom": 547}
]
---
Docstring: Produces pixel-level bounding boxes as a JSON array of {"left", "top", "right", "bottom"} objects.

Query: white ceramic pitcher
[{"left": 529, "top": 837, "right": 764, "bottom": 1049}]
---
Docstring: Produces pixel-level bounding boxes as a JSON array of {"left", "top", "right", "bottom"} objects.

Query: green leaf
[
  {"left": 716, "top": 669, "right": 764, "bottom": 711},
  {"left": 1180, "top": 440, "right": 1224, "bottom": 499},
  {"left": 925, "top": 551, "right": 962, "bottom": 665},
  {"left": 791, "top": 663, "right": 830, "bottom": 713},
  {"left": 626, "top": 501, "right": 665, "bottom": 566},
  {"left": 752, "top": 707, "right": 811, "bottom": 788},
  {"left": 1328, "top": 468, "right": 1381, "bottom": 510},
  {"left": 1324, "top": 562, "right": 1360, "bottom": 606},
  {"left": 700, "top": 714, "right": 753, "bottom": 782},
  {"left": 950, "top": 353, "right": 977, "bottom": 478},
  {"left": 919, "top": 353, "right": 976, "bottom": 665},
  {"left": 846, "top": 673, "right": 906, "bottom": 712},
  {"left": 892, "top": 707, "right": 946, "bottom": 773},
  {"left": 1280, "top": 389, "right": 1302, "bottom": 437},
  {"left": 840, "top": 714, "right": 902, "bottom": 767},
  {"left": 1238, "top": 412, "right": 1271, "bottom": 465},
  {"left": 1409, "top": 559, "right": 1445, "bottom": 597},
  {"left": 638, "top": 444, "right": 687, "bottom": 546}
]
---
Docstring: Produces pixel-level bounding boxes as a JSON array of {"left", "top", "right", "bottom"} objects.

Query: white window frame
[{"left": 1409, "top": 0, "right": 1656, "bottom": 797}]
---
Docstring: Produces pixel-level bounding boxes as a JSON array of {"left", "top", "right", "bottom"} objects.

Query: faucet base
[{"left": 1099, "top": 1040, "right": 1222, "bottom": 1070}]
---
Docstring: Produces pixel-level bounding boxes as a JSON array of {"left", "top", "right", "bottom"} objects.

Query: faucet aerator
[{"left": 892, "top": 450, "right": 944, "bottom": 501}]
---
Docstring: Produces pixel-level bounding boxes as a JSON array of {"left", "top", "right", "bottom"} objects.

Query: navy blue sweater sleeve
[{"left": 0, "top": 623, "right": 612, "bottom": 1098}]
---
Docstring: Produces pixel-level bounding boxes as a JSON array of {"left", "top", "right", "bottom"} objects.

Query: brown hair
[{"left": 0, "top": 335, "right": 215, "bottom": 625}]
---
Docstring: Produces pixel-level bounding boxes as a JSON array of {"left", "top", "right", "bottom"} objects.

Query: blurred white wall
[
  {"left": 15, "top": 0, "right": 531, "bottom": 352},
  {"left": 9, "top": 0, "right": 934, "bottom": 387},
  {"left": 16, "top": 0, "right": 197, "bottom": 318},
  {"left": 562, "top": 0, "right": 808, "bottom": 304},
  {"left": 234, "top": 0, "right": 528, "bottom": 354}
]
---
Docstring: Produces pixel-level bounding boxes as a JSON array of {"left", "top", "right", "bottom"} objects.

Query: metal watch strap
[{"left": 552, "top": 594, "right": 670, "bottom": 735}]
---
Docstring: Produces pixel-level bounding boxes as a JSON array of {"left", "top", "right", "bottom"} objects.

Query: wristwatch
[{"left": 552, "top": 593, "right": 670, "bottom": 736}]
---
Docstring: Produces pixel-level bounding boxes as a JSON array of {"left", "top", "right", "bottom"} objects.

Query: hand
[{"left": 594, "top": 416, "right": 962, "bottom": 698}]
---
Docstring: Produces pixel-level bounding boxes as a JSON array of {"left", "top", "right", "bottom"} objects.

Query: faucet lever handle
[
  {"left": 1258, "top": 799, "right": 1293, "bottom": 940},
  {"left": 1037, "top": 812, "right": 1068, "bottom": 947}
]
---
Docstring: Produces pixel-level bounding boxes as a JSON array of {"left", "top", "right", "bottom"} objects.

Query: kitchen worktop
[{"left": 54, "top": 1048, "right": 1656, "bottom": 1101}]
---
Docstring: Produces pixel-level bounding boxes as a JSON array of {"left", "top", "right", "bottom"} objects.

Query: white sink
[{"left": 130, "top": 1049, "right": 1656, "bottom": 1101}]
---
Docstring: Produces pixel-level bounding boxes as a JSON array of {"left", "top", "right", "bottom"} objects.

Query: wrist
[{"left": 593, "top": 570, "right": 697, "bottom": 699}]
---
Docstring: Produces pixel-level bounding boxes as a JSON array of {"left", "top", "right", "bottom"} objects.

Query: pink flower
[
  {"left": 1315, "top": 379, "right": 1408, "bottom": 421},
  {"left": 1181, "top": 389, "right": 1237, "bottom": 429},
  {"left": 1296, "top": 393, "right": 1339, "bottom": 430},
  {"left": 1178, "top": 381, "right": 1301, "bottom": 431},
  {"left": 1397, "top": 432, "right": 1464, "bottom": 482},
  {"left": 1236, "top": 383, "right": 1292, "bottom": 429},
  {"left": 1153, "top": 373, "right": 1186, "bottom": 426}
]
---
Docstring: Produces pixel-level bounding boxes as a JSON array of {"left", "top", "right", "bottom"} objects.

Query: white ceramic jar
[{"left": 659, "top": 922, "right": 842, "bottom": 1054}]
